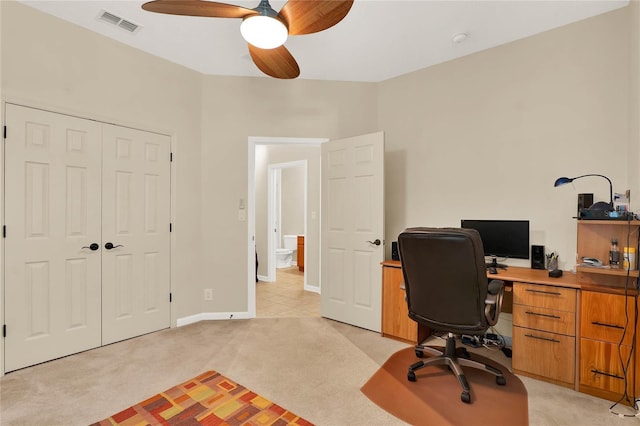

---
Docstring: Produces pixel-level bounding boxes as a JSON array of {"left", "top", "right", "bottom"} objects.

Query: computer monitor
[{"left": 461, "top": 219, "right": 530, "bottom": 268}]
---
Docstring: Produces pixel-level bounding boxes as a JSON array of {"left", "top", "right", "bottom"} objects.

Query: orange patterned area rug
[{"left": 91, "top": 370, "right": 313, "bottom": 426}]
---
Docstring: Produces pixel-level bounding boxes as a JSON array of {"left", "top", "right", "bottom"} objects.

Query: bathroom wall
[{"left": 281, "top": 166, "right": 305, "bottom": 240}]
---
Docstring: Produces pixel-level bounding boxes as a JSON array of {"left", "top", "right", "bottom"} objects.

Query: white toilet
[{"left": 276, "top": 235, "right": 298, "bottom": 268}]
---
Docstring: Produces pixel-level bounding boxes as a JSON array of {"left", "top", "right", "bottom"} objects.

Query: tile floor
[{"left": 256, "top": 266, "right": 320, "bottom": 318}]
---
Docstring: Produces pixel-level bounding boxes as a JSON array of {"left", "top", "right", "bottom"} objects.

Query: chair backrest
[{"left": 397, "top": 227, "right": 491, "bottom": 335}]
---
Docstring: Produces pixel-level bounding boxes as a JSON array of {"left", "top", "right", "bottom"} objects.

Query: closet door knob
[
  {"left": 367, "top": 239, "right": 381, "bottom": 246},
  {"left": 105, "top": 242, "right": 124, "bottom": 250},
  {"left": 81, "top": 243, "right": 100, "bottom": 251}
]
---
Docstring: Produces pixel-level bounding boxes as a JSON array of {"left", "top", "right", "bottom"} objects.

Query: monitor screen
[{"left": 460, "top": 219, "right": 530, "bottom": 259}]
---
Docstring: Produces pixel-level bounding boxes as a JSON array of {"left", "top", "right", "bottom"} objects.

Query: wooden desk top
[
  {"left": 382, "top": 260, "right": 636, "bottom": 295},
  {"left": 487, "top": 266, "right": 579, "bottom": 288}
]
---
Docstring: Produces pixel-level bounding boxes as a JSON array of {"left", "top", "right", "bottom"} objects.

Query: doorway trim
[{"left": 247, "top": 136, "right": 328, "bottom": 318}]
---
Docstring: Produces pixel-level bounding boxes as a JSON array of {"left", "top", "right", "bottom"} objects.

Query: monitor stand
[{"left": 486, "top": 256, "right": 507, "bottom": 270}]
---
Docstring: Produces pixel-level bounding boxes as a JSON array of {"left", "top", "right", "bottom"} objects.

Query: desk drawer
[
  {"left": 513, "top": 283, "right": 576, "bottom": 312},
  {"left": 512, "top": 326, "right": 575, "bottom": 385},
  {"left": 581, "top": 291, "right": 635, "bottom": 346},
  {"left": 580, "top": 338, "right": 632, "bottom": 395},
  {"left": 513, "top": 304, "right": 575, "bottom": 336}
]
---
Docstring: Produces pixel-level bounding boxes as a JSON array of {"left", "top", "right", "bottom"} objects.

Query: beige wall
[
  {"left": 630, "top": 1, "right": 640, "bottom": 204},
  {"left": 1, "top": 1, "right": 204, "bottom": 321},
  {"left": 1, "top": 1, "right": 638, "bottom": 325},
  {"left": 379, "top": 6, "right": 632, "bottom": 271},
  {"left": 200, "top": 76, "right": 377, "bottom": 311}
]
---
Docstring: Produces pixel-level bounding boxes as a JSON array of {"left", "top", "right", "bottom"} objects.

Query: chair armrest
[
  {"left": 487, "top": 279, "right": 504, "bottom": 296},
  {"left": 485, "top": 279, "right": 505, "bottom": 326}
]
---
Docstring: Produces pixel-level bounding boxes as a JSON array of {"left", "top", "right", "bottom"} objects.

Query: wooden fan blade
[
  {"left": 248, "top": 44, "right": 300, "bottom": 79},
  {"left": 278, "top": 0, "right": 354, "bottom": 35},
  {"left": 142, "top": 0, "right": 256, "bottom": 19}
]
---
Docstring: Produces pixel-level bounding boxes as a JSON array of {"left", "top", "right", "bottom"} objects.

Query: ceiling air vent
[
  {"left": 118, "top": 20, "right": 139, "bottom": 33},
  {"left": 97, "top": 9, "right": 142, "bottom": 34}
]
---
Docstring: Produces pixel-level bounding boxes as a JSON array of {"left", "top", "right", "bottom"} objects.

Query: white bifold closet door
[
  {"left": 101, "top": 124, "right": 171, "bottom": 345},
  {"left": 4, "top": 104, "right": 170, "bottom": 372}
]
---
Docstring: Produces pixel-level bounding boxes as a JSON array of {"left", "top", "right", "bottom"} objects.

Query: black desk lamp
[{"left": 553, "top": 174, "right": 614, "bottom": 211}]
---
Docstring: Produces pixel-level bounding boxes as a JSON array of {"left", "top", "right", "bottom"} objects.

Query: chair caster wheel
[
  {"left": 408, "top": 371, "right": 417, "bottom": 382},
  {"left": 415, "top": 349, "right": 424, "bottom": 358},
  {"left": 496, "top": 376, "right": 506, "bottom": 386},
  {"left": 461, "top": 392, "right": 471, "bottom": 403}
]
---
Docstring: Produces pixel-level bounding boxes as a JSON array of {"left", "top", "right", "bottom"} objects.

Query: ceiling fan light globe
[{"left": 240, "top": 15, "right": 288, "bottom": 49}]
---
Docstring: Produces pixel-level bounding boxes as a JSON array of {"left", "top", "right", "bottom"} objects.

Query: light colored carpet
[{"left": 0, "top": 317, "right": 636, "bottom": 425}]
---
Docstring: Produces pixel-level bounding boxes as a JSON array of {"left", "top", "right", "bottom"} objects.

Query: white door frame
[
  {"left": 247, "top": 136, "right": 327, "bottom": 317},
  {"left": 267, "top": 160, "right": 307, "bottom": 283}
]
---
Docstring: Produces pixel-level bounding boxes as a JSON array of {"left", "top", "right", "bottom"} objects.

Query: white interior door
[
  {"left": 4, "top": 104, "right": 102, "bottom": 371},
  {"left": 101, "top": 124, "right": 171, "bottom": 345},
  {"left": 320, "top": 131, "right": 384, "bottom": 332}
]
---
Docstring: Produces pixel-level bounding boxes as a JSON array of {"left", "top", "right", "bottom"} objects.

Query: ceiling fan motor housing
[{"left": 241, "top": 0, "right": 289, "bottom": 49}]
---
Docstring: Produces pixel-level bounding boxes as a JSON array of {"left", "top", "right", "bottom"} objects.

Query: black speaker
[
  {"left": 531, "top": 245, "right": 545, "bottom": 270},
  {"left": 391, "top": 241, "right": 399, "bottom": 261},
  {"left": 578, "top": 193, "right": 594, "bottom": 215}
]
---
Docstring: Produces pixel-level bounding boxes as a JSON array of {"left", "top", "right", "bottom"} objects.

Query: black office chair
[{"left": 397, "top": 227, "right": 507, "bottom": 403}]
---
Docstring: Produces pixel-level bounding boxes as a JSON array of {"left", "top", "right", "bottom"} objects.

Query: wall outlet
[{"left": 204, "top": 288, "right": 213, "bottom": 301}]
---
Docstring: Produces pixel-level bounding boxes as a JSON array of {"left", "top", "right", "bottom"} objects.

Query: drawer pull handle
[
  {"left": 525, "top": 289, "right": 562, "bottom": 296},
  {"left": 590, "top": 369, "right": 624, "bottom": 380},
  {"left": 525, "top": 311, "right": 561, "bottom": 319},
  {"left": 591, "top": 321, "right": 624, "bottom": 330},
  {"left": 524, "top": 333, "right": 560, "bottom": 343}
]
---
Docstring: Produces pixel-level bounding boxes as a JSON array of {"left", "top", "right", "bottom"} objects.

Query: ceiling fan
[{"left": 141, "top": 0, "right": 354, "bottom": 79}]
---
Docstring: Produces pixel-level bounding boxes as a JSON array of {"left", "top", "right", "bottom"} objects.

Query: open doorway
[
  {"left": 267, "top": 160, "right": 306, "bottom": 284},
  {"left": 247, "top": 136, "right": 327, "bottom": 318}
]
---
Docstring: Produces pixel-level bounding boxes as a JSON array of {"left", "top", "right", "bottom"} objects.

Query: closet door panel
[
  {"left": 4, "top": 104, "right": 102, "bottom": 372},
  {"left": 101, "top": 124, "right": 171, "bottom": 345}
]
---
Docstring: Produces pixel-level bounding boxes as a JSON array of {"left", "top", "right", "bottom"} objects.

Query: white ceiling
[{"left": 18, "top": 0, "right": 629, "bottom": 82}]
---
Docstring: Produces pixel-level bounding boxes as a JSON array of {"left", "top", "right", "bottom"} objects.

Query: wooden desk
[
  {"left": 381, "top": 261, "right": 430, "bottom": 344},
  {"left": 381, "top": 261, "right": 639, "bottom": 403}
]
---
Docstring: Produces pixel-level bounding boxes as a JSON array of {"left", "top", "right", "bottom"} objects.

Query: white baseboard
[
  {"left": 177, "top": 311, "right": 253, "bottom": 327},
  {"left": 304, "top": 284, "right": 320, "bottom": 294}
]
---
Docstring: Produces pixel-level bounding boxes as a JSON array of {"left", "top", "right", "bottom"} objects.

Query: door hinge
[
  {"left": 3, "top": 225, "right": 5, "bottom": 238},
  {"left": 3, "top": 125, "right": 6, "bottom": 139},
  {"left": 3, "top": 324, "right": 6, "bottom": 338},
  {"left": 169, "top": 293, "right": 172, "bottom": 303},
  {"left": 170, "top": 152, "right": 173, "bottom": 162},
  {"left": 170, "top": 223, "right": 172, "bottom": 232}
]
